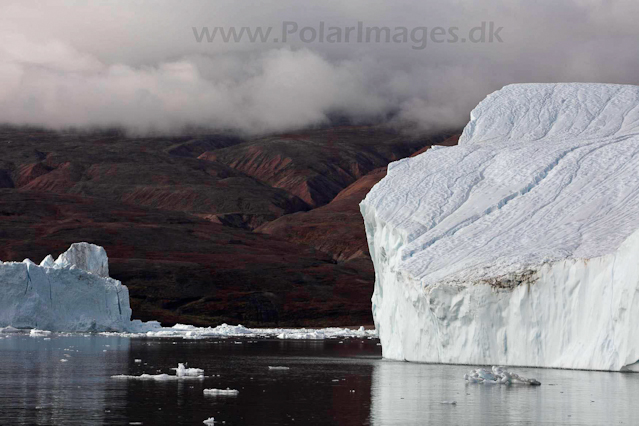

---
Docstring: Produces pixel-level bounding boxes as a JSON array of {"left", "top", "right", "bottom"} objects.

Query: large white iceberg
[
  {"left": 361, "top": 83, "right": 639, "bottom": 371},
  {"left": 0, "top": 243, "right": 144, "bottom": 332}
]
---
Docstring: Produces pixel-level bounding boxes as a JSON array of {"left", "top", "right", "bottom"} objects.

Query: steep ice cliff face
[
  {"left": 0, "top": 243, "right": 138, "bottom": 332},
  {"left": 361, "top": 83, "right": 639, "bottom": 371}
]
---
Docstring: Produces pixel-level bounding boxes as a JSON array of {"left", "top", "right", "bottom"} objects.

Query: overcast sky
[{"left": 1, "top": 0, "right": 637, "bottom": 135}]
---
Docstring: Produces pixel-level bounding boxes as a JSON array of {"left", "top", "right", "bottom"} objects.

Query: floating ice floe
[
  {"left": 112, "top": 363, "right": 205, "bottom": 381},
  {"left": 464, "top": 366, "right": 541, "bottom": 385},
  {"left": 203, "top": 418, "right": 215, "bottom": 425},
  {"left": 203, "top": 388, "right": 239, "bottom": 396},
  {"left": 29, "top": 329, "right": 52, "bottom": 337},
  {"left": 268, "top": 366, "right": 290, "bottom": 370}
]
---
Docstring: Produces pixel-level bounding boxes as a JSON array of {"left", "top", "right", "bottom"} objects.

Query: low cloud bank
[{"left": 1, "top": 0, "right": 638, "bottom": 135}]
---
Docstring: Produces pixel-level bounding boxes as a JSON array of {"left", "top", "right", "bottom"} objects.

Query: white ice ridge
[
  {"left": 0, "top": 243, "right": 158, "bottom": 332},
  {"left": 360, "top": 83, "right": 639, "bottom": 371}
]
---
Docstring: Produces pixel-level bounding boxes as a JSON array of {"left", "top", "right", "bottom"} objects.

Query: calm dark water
[{"left": 0, "top": 335, "right": 638, "bottom": 425}]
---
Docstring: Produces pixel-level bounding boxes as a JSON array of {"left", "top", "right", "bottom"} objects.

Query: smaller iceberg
[
  {"left": 0, "top": 243, "right": 378, "bottom": 338},
  {"left": 0, "top": 242, "right": 160, "bottom": 332}
]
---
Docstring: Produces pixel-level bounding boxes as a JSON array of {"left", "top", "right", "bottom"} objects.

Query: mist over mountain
[{"left": 2, "top": 0, "right": 638, "bottom": 135}]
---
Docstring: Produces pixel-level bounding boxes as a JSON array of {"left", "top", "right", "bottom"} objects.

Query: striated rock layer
[
  {"left": 257, "top": 168, "right": 387, "bottom": 262},
  {"left": 361, "top": 83, "right": 639, "bottom": 370}
]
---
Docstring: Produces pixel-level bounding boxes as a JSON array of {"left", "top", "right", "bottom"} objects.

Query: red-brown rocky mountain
[
  {"left": 199, "top": 127, "right": 452, "bottom": 208},
  {"left": 0, "top": 125, "right": 458, "bottom": 326},
  {"left": 256, "top": 167, "right": 387, "bottom": 262},
  {"left": 256, "top": 134, "right": 460, "bottom": 262}
]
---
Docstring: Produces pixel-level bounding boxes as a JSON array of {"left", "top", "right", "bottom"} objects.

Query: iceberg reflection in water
[
  {"left": 0, "top": 334, "right": 131, "bottom": 425},
  {"left": 369, "top": 360, "right": 639, "bottom": 426}
]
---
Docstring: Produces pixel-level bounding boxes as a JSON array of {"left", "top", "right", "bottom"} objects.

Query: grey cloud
[{"left": 0, "top": 0, "right": 636, "bottom": 135}]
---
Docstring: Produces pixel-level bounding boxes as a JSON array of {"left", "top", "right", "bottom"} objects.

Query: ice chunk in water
[
  {"left": 172, "top": 363, "right": 204, "bottom": 377},
  {"left": 203, "top": 388, "right": 239, "bottom": 396},
  {"left": 464, "top": 366, "right": 540, "bottom": 385}
]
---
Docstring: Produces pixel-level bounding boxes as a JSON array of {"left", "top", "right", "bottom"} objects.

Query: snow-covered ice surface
[{"left": 361, "top": 83, "right": 639, "bottom": 371}]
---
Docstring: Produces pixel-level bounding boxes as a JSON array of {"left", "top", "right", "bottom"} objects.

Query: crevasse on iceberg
[
  {"left": 0, "top": 242, "right": 135, "bottom": 331},
  {"left": 360, "top": 83, "right": 639, "bottom": 371}
]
